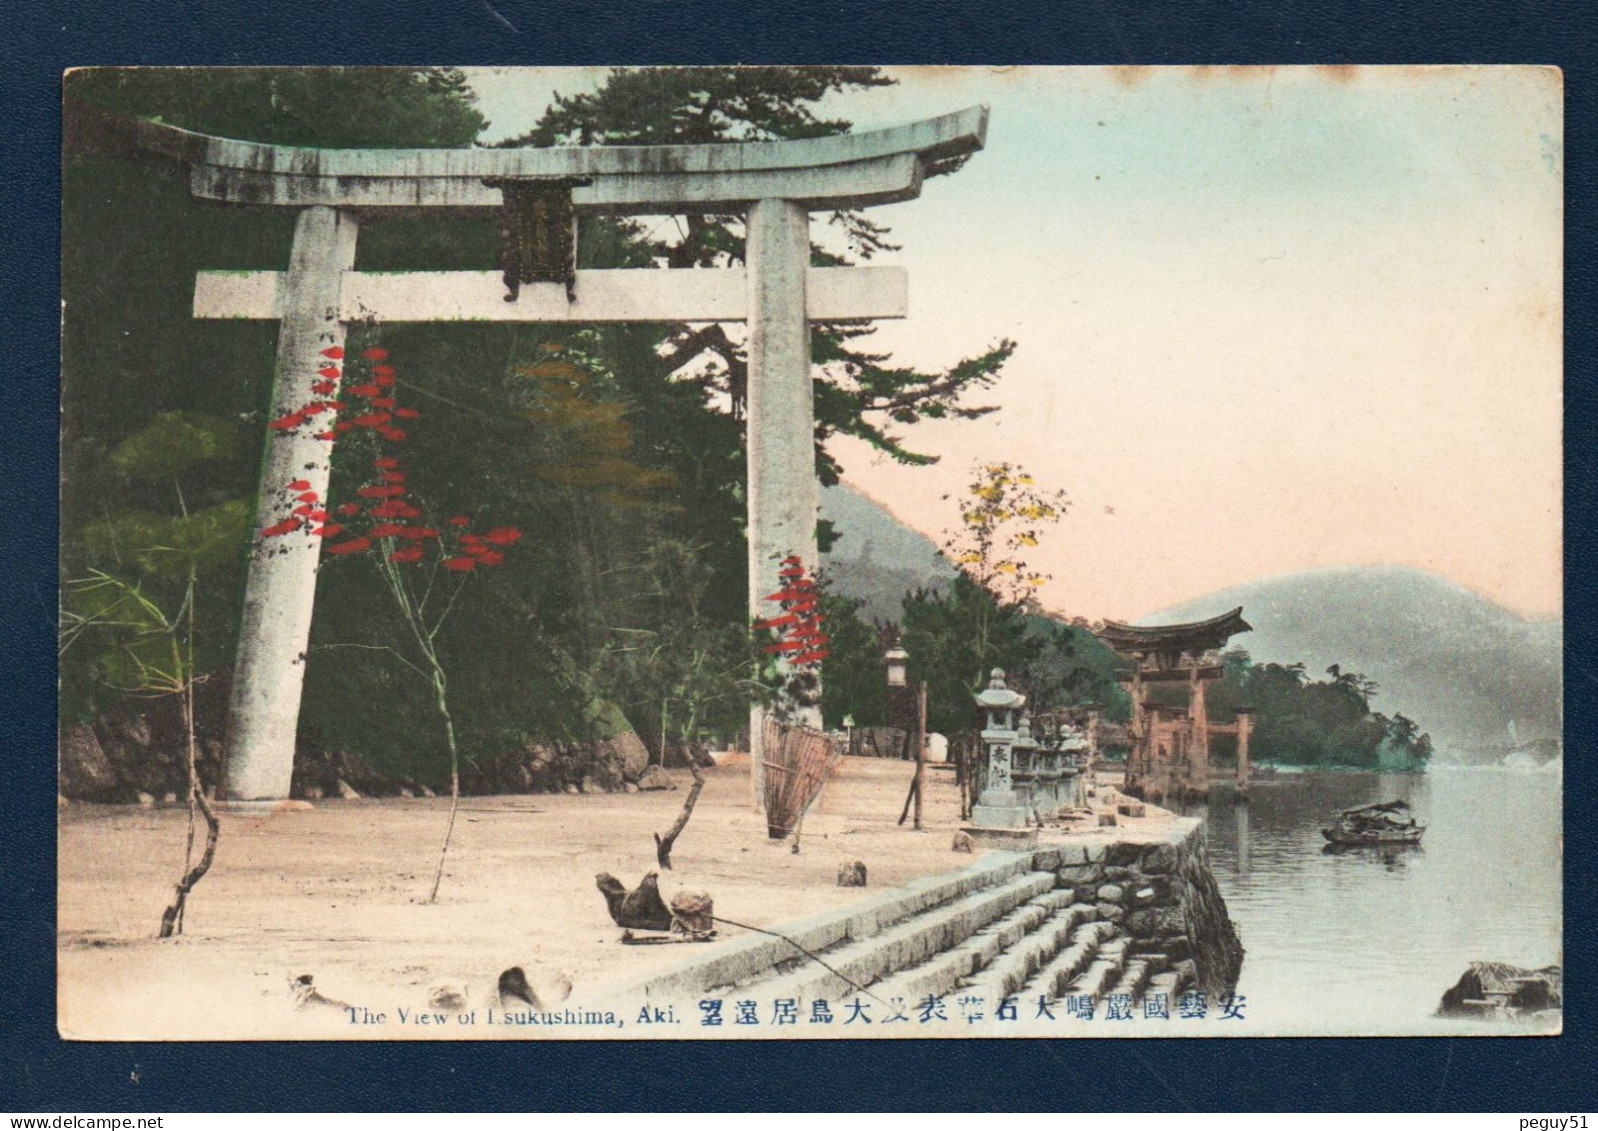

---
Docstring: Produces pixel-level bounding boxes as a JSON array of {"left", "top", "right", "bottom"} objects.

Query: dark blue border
[{"left": 6, "top": 0, "right": 1593, "bottom": 1112}]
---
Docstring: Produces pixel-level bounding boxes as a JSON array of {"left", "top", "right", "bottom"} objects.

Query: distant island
[{"left": 1203, "top": 651, "right": 1432, "bottom": 772}]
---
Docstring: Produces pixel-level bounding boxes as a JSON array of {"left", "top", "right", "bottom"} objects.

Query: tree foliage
[
  {"left": 506, "top": 66, "right": 1015, "bottom": 482},
  {"left": 893, "top": 461, "right": 1141, "bottom": 737},
  {"left": 60, "top": 67, "right": 493, "bottom": 727},
  {"left": 943, "top": 461, "right": 1069, "bottom": 605},
  {"left": 816, "top": 581, "right": 889, "bottom": 730}
]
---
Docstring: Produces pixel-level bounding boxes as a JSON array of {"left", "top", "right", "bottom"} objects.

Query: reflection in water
[
  {"left": 1320, "top": 842, "right": 1420, "bottom": 871},
  {"left": 1186, "top": 768, "right": 1561, "bottom": 1035}
]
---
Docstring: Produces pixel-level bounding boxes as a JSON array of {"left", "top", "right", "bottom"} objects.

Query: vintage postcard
[{"left": 57, "top": 65, "right": 1562, "bottom": 1040}]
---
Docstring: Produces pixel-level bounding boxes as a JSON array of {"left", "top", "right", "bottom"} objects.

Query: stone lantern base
[
  {"left": 968, "top": 787, "right": 1034, "bottom": 842},
  {"left": 959, "top": 823, "right": 1040, "bottom": 851}
]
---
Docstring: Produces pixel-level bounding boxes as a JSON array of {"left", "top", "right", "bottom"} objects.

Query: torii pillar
[{"left": 84, "top": 102, "right": 991, "bottom": 801}]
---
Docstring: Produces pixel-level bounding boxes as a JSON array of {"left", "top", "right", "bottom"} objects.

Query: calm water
[{"left": 1187, "top": 766, "right": 1562, "bottom": 1035}]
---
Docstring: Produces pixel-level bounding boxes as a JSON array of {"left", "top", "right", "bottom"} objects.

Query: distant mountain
[
  {"left": 1146, "top": 567, "right": 1562, "bottom": 762},
  {"left": 820, "top": 485, "right": 956, "bottom": 623}
]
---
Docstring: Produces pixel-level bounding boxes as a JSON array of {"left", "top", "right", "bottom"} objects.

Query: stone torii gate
[{"left": 87, "top": 103, "right": 989, "bottom": 801}]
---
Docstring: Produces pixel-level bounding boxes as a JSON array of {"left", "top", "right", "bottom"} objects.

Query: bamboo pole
[{"left": 913, "top": 682, "right": 927, "bottom": 831}]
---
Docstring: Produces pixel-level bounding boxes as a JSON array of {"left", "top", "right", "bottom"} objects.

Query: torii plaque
[{"left": 83, "top": 103, "right": 990, "bottom": 801}]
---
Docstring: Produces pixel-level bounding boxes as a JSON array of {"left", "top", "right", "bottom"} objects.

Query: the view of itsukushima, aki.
[{"left": 58, "top": 67, "right": 1561, "bottom": 1039}]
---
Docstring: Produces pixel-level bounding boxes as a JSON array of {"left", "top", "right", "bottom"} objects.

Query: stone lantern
[
  {"left": 884, "top": 643, "right": 909, "bottom": 688},
  {"left": 1082, "top": 703, "right": 1104, "bottom": 761},
  {"left": 969, "top": 669, "right": 1029, "bottom": 830},
  {"left": 1032, "top": 713, "right": 1066, "bottom": 818},
  {"left": 1055, "top": 718, "right": 1090, "bottom": 809},
  {"left": 1013, "top": 712, "right": 1042, "bottom": 814}
]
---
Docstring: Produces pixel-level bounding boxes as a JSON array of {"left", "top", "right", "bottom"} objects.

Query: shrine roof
[{"left": 1095, "top": 607, "right": 1251, "bottom": 655}]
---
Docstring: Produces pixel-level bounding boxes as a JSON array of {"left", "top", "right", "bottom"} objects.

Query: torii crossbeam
[{"left": 77, "top": 102, "right": 990, "bottom": 801}]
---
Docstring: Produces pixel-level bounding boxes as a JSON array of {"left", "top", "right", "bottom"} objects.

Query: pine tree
[{"left": 504, "top": 66, "right": 1016, "bottom": 483}]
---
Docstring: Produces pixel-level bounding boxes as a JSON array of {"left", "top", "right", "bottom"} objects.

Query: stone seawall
[{"left": 1045, "top": 821, "right": 1242, "bottom": 998}]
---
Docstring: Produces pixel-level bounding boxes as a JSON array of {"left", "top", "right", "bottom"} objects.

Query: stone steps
[
  {"left": 740, "top": 869, "right": 1058, "bottom": 1004},
  {"left": 613, "top": 852, "right": 1048, "bottom": 1006},
  {"left": 1062, "top": 935, "right": 1131, "bottom": 1001},
  {"left": 865, "top": 889, "right": 1081, "bottom": 1005},
  {"left": 964, "top": 902, "right": 1099, "bottom": 1000},
  {"left": 1107, "top": 956, "right": 1155, "bottom": 1003},
  {"left": 1022, "top": 919, "right": 1118, "bottom": 1001},
  {"left": 1144, "top": 970, "right": 1180, "bottom": 1000},
  {"left": 602, "top": 815, "right": 1236, "bottom": 1020},
  {"left": 1169, "top": 961, "right": 1197, "bottom": 994}
]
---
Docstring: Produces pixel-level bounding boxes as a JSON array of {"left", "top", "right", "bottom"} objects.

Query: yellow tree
[
  {"left": 927, "top": 461, "right": 1070, "bottom": 693},
  {"left": 944, "top": 461, "right": 1069, "bottom": 607}
]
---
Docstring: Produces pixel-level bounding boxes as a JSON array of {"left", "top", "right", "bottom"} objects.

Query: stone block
[
  {"left": 952, "top": 832, "right": 976, "bottom": 854},
  {"left": 1057, "top": 863, "right": 1104, "bottom": 885},
  {"left": 136, "top": 791, "right": 156, "bottom": 808},
  {"left": 960, "top": 825, "right": 1039, "bottom": 851},
  {"left": 1161, "top": 936, "right": 1194, "bottom": 962},
  {"left": 1095, "top": 901, "right": 1126, "bottom": 923},
  {"left": 970, "top": 799, "right": 1030, "bottom": 829},
  {"left": 1104, "top": 865, "right": 1139, "bottom": 881},
  {"left": 59, "top": 724, "right": 119, "bottom": 800},
  {"left": 837, "top": 860, "right": 868, "bottom": 887},
  {"left": 1125, "top": 905, "right": 1185, "bottom": 938},
  {"left": 609, "top": 729, "right": 651, "bottom": 782},
  {"left": 636, "top": 765, "right": 676, "bottom": 791},
  {"left": 1098, "top": 812, "right": 1118, "bottom": 827},
  {"left": 1096, "top": 883, "right": 1126, "bottom": 903},
  {"left": 335, "top": 779, "right": 361, "bottom": 800},
  {"left": 1103, "top": 841, "right": 1146, "bottom": 866},
  {"left": 1140, "top": 843, "right": 1179, "bottom": 874}
]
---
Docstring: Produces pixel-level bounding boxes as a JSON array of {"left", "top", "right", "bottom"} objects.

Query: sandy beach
[{"left": 58, "top": 754, "right": 981, "bottom": 1039}]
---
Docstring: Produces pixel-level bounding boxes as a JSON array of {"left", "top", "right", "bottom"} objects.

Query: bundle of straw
[{"left": 761, "top": 717, "right": 841, "bottom": 840}]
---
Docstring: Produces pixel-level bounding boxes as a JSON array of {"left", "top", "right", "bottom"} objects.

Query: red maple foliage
[
  {"left": 755, "top": 555, "right": 830, "bottom": 667},
  {"left": 258, "top": 346, "right": 520, "bottom": 574}
]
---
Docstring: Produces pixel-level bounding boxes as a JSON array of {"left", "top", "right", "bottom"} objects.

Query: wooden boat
[{"left": 1321, "top": 800, "right": 1425, "bottom": 845}]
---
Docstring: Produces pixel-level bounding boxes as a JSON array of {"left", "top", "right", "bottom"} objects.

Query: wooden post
[
  {"left": 1187, "top": 665, "right": 1211, "bottom": 796},
  {"left": 745, "top": 197, "right": 818, "bottom": 813},
  {"left": 913, "top": 681, "right": 927, "bottom": 831},
  {"left": 1127, "top": 664, "right": 1146, "bottom": 793},
  {"left": 221, "top": 206, "right": 358, "bottom": 800},
  {"left": 1235, "top": 707, "right": 1255, "bottom": 797}
]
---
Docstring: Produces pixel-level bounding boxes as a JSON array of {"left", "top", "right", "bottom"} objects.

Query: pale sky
[{"left": 467, "top": 66, "right": 1563, "bottom": 622}]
